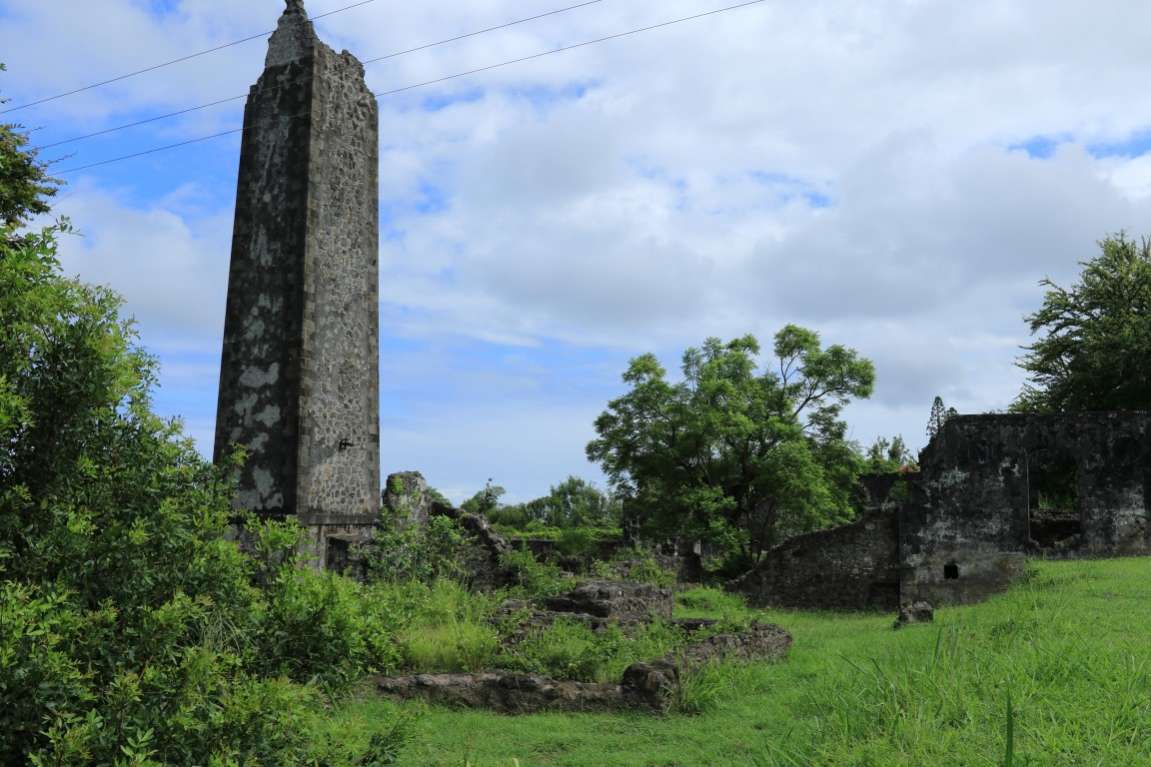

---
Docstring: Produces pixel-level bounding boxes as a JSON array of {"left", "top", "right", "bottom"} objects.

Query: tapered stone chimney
[{"left": 214, "top": 0, "right": 380, "bottom": 570}]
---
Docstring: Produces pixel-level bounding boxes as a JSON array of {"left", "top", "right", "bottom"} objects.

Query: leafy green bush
[
  {"left": 0, "top": 106, "right": 412, "bottom": 765},
  {"left": 360, "top": 512, "right": 481, "bottom": 586},
  {"left": 556, "top": 526, "right": 596, "bottom": 559},
  {"left": 590, "top": 548, "right": 678, "bottom": 587},
  {"left": 256, "top": 568, "right": 404, "bottom": 691},
  {"left": 500, "top": 548, "right": 576, "bottom": 598}
]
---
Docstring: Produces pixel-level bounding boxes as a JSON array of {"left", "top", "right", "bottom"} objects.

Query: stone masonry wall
[
  {"left": 900, "top": 412, "right": 1151, "bottom": 605},
  {"left": 295, "top": 21, "right": 380, "bottom": 533},
  {"left": 214, "top": 2, "right": 379, "bottom": 568},
  {"left": 730, "top": 510, "right": 901, "bottom": 611}
]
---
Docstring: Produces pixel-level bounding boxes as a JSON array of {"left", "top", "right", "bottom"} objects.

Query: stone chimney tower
[{"left": 214, "top": 0, "right": 380, "bottom": 570}]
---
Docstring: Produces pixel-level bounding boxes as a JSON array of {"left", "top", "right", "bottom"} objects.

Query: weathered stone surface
[
  {"left": 429, "top": 502, "right": 512, "bottom": 557},
  {"left": 730, "top": 510, "right": 901, "bottom": 611},
  {"left": 670, "top": 621, "right": 793, "bottom": 667},
  {"left": 544, "top": 581, "right": 674, "bottom": 623},
  {"left": 493, "top": 581, "right": 679, "bottom": 641},
  {"left": 620, "top": 661, "right": 679, "bottom": 712},
  {"left": 732, "top": 411, "right": 1151, "bottom": 610},
  {"left": 424, "top": 501, "right": 515, "bottom": 587},
  {"left": 214, "top": 0, "right": 379, "bottom": 570},
  {"left": 382, "top": 471, "right": 432, "bottom": 527},
  {"left": 490, "top": 599, "right": 603, "bottom": 640},
  {"left": 375, "top": 672, "right": 623, "bottom": 714},
  {"left": 893, "top": 601, "right": 934, "bottom": 629},
  {"left": 901, "top": 412, "right": 1151, "bottom": 605},
  {"left": 374, "top": 661, "right": 686, "bottom": 715}
]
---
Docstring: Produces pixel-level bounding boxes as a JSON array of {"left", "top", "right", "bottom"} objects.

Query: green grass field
[{"left": 327, "top": 558, "right": 1151, "bottom": 766}]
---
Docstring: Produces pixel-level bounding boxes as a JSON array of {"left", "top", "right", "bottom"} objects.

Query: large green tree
[
  {"left": 0, "top": 82, "right": 405, "bottom": 765},
  {"left": 586, "top": 329, "right": 874, "bottom": 567},
  {"left": 1017, "top": 233, "right": 1151, "bottom": 412}
]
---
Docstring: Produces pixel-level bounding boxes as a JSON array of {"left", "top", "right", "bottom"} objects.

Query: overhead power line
[
  {"left": 34, "top": 0, "right": 605, "bottom": 151},
  {"left": 1, "top": 0, "right": 382, "bottom": 115},
  {"left": 372, "top": 0, "right": 768, "bottom": 98},
  {"left": 55, "top": 0, "right": 768, "bottom": 176}
]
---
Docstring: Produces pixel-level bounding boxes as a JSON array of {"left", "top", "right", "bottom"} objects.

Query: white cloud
[
  {"left": 11, "top": 0, "right": 1151, "bottom": 493},
  {"left": 52, "top": 180, "right": 231, "bottom": 348}
]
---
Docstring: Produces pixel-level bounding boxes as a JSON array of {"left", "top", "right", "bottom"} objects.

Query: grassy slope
[{"left": 330, "top": 558, "right": 1151, "bottom": 766}]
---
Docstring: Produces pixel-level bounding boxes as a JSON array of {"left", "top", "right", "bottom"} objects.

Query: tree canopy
[
  {"left": 863, "top": 435, "right": 917, "bottom": 474},
  {"left": 1016, "top": 233, "right": 1151, "bottom": 412},
  {"left": 489, "top": 476, "right": 621, "bottom": 530},
  {"left": 586, "top": 329, "right": 874, "bottom": 568}
]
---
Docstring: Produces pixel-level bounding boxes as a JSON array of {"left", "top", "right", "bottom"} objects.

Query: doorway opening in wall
[
  {"left": 944, "top": 562, "right": 959, "bottom": 580},
  {"left": 326, "top": 537, "right": 350, "bottom": 574},
  {"left": 1027, "top": 450, "right": 1082, "bottom": 551}
]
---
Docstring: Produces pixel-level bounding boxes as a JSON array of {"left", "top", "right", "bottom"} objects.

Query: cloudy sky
[{"left": 4, "top": 0, "right": 1151, "bottom": 503}]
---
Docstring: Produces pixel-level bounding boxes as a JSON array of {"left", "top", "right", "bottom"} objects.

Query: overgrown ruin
[
  {"left": 214, "top": 0, "right": 380, "bottom": 569},
  {"left": 734, "top": 412, "right": 1151, "bottom": 609}
]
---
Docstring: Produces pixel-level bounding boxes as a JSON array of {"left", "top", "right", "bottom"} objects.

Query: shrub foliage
[{"left": 0, "top": 87, "right": 407, "bottom": 765}]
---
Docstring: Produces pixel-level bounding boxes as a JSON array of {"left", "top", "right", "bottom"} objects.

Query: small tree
[
  {"left": 587, "top": 329, "right": 874, "bottom": 567},
  {"left": 461, "top": 479, "right": 506, "bottom": 517},
  {"left": 865, "top": 435, "right": 917, "bottom": 473}
]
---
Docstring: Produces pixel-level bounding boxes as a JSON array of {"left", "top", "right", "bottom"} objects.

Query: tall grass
[
  {"left": 373, "top": 580, "right": 501, "bottom": 673},
  {"left": 330, "top": 558, "right": 1151, "bottom": 766}
]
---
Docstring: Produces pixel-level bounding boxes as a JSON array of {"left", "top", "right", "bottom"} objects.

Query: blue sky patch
[
  {"left": 750, "top": 171, "right": 832, "bottom": 209},
  {"left": 1008, "top": 134, "right": 1072, "bottom": 159},
  {"left": 419, "top": 86, "right": 485, "bottom": 113},
  {"left": 1087, "top": 129, "right": 1151, "bottom": 159}
]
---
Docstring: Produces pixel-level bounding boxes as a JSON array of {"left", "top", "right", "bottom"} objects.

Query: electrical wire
[
  {"left": 373, "top": 0, "right": 767, "bottom": 99},
  {"left": 55, "top": 0, "right": 768, "bottom": 175},
  {"left": 34, "top": 0, "right": 605, "bottom": 151},
  {"left": 0, "top": 0, "right": 382, "bottom": 115}
]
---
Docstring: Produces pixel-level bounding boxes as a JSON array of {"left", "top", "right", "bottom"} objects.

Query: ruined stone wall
[
  {"left": 295, "top": 33, "right": 380, "bottom": 534},
  {"left": 214, "top": 4, "right": 379, "bottom": 568},
  {"left": 901, "top": 412, "right": 1151, "bottom": 605},
  {"left": 731, "top": 510, "right": 901, "bottom": 611},
  {"left": 214, "top": 14, "right": 315, "bottom": 516}
]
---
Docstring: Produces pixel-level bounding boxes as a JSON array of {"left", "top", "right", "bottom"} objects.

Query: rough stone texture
[
  {"left": 858, "top": 472, "right": 908, "bottom": 512},
  {"left": 492, "top": 584, "right": 683, "bottom": 642},
  {"left": 730, "top": 510, "right": 901, "bottom": 611},
  {"left": 382, "top": 471, "right": 432, "bottom": 527},
  {"left": 374, "top": 667, "right": 679, "bottom": 714},
  {"left": 424, "top": 501, "right": 515, "bottom": 587},
  {"left": 490, "top": 599, "right": 604, "bottom": 642},
  {"left": 543, "top": 581, "right": 674, "bottom": 623},
  {"left": 375, "top": 672, "right": 624, "bottom": 714},
  {"left": 620, "top": 661, "right": 680, "bottom": 712},
  {"left": 669, "top": 621, "right": 793, "bottom": 668},
  {"left": 732, "top": 412, "right": 1151, "bottom": 610},
  {"left": 214, "top": 1, "right": 380, "bottom": 570},
  {"left": 894, "top": 601, "right": 934, "bottom": 629},
  {"left": 429, "top": 502, "right": 512, "bottom": 558},
  {"left": 901, "top": 412, "right": 1151, "bottom": 605}
]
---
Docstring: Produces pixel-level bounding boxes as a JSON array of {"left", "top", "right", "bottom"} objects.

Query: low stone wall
[
  {"left": 376, "top": 672, "right": 629, "bottom": 714},
  {"left": 375, "top": 621, "right": 791, "bottom": 715},
  {"left": 543, "top": 580, "right": 674, "bottom": 622},
  {"left": 729, "top": 510, "right": 901, "bottom": 611},
  {"left": 493, "top": 581, "right": 675, "bottom": 641},
  {"left": 671, "top": 621, "right": 792, "bottom": 668}
]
